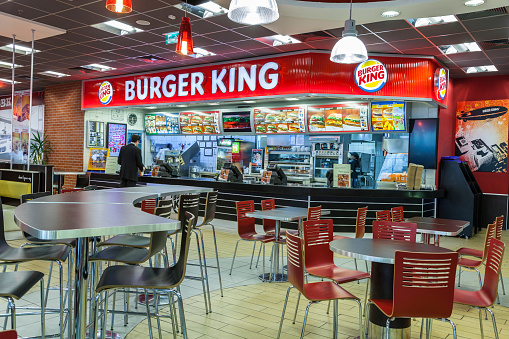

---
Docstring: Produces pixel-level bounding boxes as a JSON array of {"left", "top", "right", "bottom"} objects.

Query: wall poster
[
  {"left": 455, "top": 100, "right": 508, "bottom": 173},
  {"left": 107, "top": 123, "right": 127, "bottom": 157},
  {"left": 87, "top": 148, "right": 109, "bottom": 171}
]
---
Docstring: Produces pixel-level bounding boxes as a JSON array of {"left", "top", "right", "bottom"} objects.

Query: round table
[{"left": 330, "top": 238, "right": 456, "bottom": 338}]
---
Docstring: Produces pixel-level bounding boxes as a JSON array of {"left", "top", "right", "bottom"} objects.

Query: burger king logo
[
  {"left": 436, "top": 68, "right": 447, "bottom": 100},
  {"left": 98, "top": 81, "right": 113, "bottom": 105},
  {"left": 355, "top": 59, "right": 387, "bottom": 93}
]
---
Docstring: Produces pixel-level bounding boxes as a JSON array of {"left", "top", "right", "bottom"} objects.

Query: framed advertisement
[
  {"left": 370, "top": 101, "right": 406, "bottom": 132},
  {"left": 87, "top": 148, "right": 109, "bottom": 171},
  {"left": 87, "top": 121, "right": 105, "bottom": 147},
  {"left": 308, "top": 103, "right": 369, "bottom": 133},
  {"left": 180, "top": 111, "right": 220, "bottom": 134},
  {"left": 144, "top": 113, "right": 179, "bottom": 135},
  {"left": 333, "top": 164, "right": 351, "bottom": 188},
  {"left": 107, "top": 123, "right": 127, "bottom": 157},
  {"left": 254, "top": 106, "right": 306, "bottom": 134}
]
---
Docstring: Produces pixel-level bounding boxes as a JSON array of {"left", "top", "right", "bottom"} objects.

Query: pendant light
[
  {"left": 330, "top": 0, "right": 368, "bottom": 64},
  {"left": 176, "top": 1, "right": 194, "bottom": 56},
  {"left": 228, "top": 0, "right": 279, "bottom": 25},
  {"left": 106, "top": 0, "right": 132, "bottom": 14}
]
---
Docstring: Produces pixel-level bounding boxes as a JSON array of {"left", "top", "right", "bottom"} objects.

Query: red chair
[
  {"left": 141, "top": 198, "right": 157, "bottom": 215},
  {"left": 366, "top": 250, "right": 458, "bottom": 339},
  {"left": 277, "top": 231, "right": 362, "bottom": 339},
  {"left": 376, "top": 210, "right": 391, "bottom": 221},
  {"left": 457, "top": 222, "right": 496, "bottom": 289},
  {"left": 372, "top": 221, "right": 417, "bottom": 242},
  {"left": 229, "top": 201, "right": 276, "bottom": 278},
  {"left": 0, "top": 331, "right": 16, "bottom": 339},
  {"left": 454, "top": 238, "right": 505, "bottom": 339},
  {"left": 261, "top": 199, "right": 284, "bottom": 236},
  {"left": 307, "top": 206, "right": 321, "bottom": 221},
  {"left": 391, "top": 206, "right": 404, "bottom": 222}
]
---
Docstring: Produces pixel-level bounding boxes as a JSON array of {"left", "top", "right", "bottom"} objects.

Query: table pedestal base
[
  {"left": 259, "top": 273, "right": 288, "bottom": 282},
  {"left": 136, "top": 293, "right": 170, "bottom": 306},
  {"left": 368, "top": 323, "right": 411, "bottom": 339},
  {"left": 87, "top": 330, "right": 122, "bottom": 339}
]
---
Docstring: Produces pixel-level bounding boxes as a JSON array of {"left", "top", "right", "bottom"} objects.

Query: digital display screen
[
  {"left": 222, "top": 111, "right": 252, "bottom": 133},
  {"left": 107, "top": 123, "right": 127, "bottom": 157},
  {"left": 145, "top": 113, "right": 179, "bottom": 135},
  {"left": 409, "top": 119, "right": 438, "bottom": 169},
  {"left": 371, "top": 101, "right": 406, "bottom": 132},
  {"left": 254, "top": 106, "right": 306, "bottom": 134},
  {"left": 180, "top": 111, "right": 219, "bottom": 134},
  {"left": 307, "top": 103, "right": 369, "bottom": 133}
]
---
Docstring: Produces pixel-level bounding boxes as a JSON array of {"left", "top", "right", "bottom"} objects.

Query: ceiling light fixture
[
  {"left": 463, "top": 65, "right": 497, "bottom": 73},
  {"left": 0, "top": 78, "right": 21, "bottom": 84},
  {"left": 0, "top": 61, "right": 21, "bottom": 69},
  {"left": 39, "top": 71, "right": 70, "bottom": 78},
  {"left": 228, "top": 0, "right": 279, "bottom": 25},
  {"left": 176, "top": 1, "right": 194, "bottom": 56},
  {"left": 190, "top": 48, "right": 216, "bottom": 58},
  {"left": 330, "top": 0, "right": 367, "bottom": 64},
  {"left": 410, "top": 15, "right": 457, "bottom": 28},
  {"left": 381, "top": 11, "right": 400, "bottom": 18},
  {"left": 106, "top": 0, "right": 132, "bottom": 14},
  {"left": 465, "top": 0, "right": 485, "bottom": 6},
  {"left": 81, "top": 63, "right": 115, "bottom": 72},
  {"left": 0, "top": 44, "right": 39, "bottom": 55}
]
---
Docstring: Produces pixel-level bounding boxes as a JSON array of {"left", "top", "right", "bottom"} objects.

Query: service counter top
[{"left": 91, "top": 173, "right": 442, "bottom": 233}]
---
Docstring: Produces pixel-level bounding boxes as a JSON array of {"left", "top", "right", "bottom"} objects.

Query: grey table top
[
  {"left": 330, "top": 238, "right": 456, "bottom": 264},
  {"left": 406, "top": 217, "right": 470, "bottom": 236},
  {"left": 14, "top": 185, "right": 212, "bottom": 240},
  {"left": 246, "top": 207, "right": 330, "bottom": 222},
  {"left": 54, "top": 171, "right": 87, "bottom": 175}
]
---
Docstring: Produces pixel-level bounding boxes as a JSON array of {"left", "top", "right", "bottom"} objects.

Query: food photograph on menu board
[
  {"left": 107, "top": 123, "right": 127, "bottom": 157},
  {"left": 145, "top": 113, "right": 179, "bottom": 135},
  {"left": 222, "top": 111, "right": 252, "bottom": 133},
  {"left": 180, "top": 111, "right": 219, "bottom": 134},
  {"left": 254, "top": 107, "right": 306, "bottom": 134},
  {"left": 371, "top": 101, "right": 406, "bottom": 132},
  {"left": 308, "top": 103, "right": 369, "bottom": 133}
]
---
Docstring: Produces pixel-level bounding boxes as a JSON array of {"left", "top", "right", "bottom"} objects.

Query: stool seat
[
  {"left": 0, "top": 271, "right": 44, "bottom": 300},
  {"left": 0, "top": 244, "right": 71, "bottom": 263},
  {"left": 89, "top": 246, "right": 150, "bottom": 264},
  {"left": 98, "top": 234, "right": 150, "bottom": 248}
]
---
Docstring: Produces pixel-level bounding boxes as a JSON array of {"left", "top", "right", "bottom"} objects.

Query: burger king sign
[
  {"left": 98, "top": 81, "right": 113, "bottom": 105},
  {"left": 435, "top": 68, "right": 447, "bottom": 100},
  {"left": 355, "top": 59, "right": 387, "bottom": 93}
]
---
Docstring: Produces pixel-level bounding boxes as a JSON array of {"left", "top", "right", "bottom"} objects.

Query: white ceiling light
[
  {"left": 0, "top": 61, "right": 22, "bottom": 69},
  {"left": 228, "top": 0, "right": 279, "bottom": 25},
  {"left": 381, "top": 11, "right": 400, "bottom": 18},
  {"left": 439, "top": 42, "right": 481, "bottom": 54},
  {"left": 0, "top": 78, "right": 21, "bottom": 84},
  {"left": 463, "top": 65, "right": 497, "bottom": 73},
  {"left": 465, "top": 0, "right": 485, "bottom": 6},
  {"left": 92, "top": 20, "right": 143, "bottom": 36},
  {"left": 0, "top": 44, "right": 40, "bottom": 55},
  {"left": 190, "top": 48, "right": 216, "bottom": 58},
  {"left": 410, "top": 15, "right": 458, "bottom": 27},
  {"left": 81, "top": 63, "right": 115, "bottom": 72},
  {"left": 330, "top": 0, "right": 367, "bottom": 64},
  {"left": 39, "top": 71, "right": 70, "bottom": 78}
]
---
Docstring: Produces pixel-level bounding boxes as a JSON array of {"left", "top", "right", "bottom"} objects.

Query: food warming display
[
  {"left": 371, "top": 101, "right": 406, "bottom": 132},
  {"left": 254, "top": 107, "right": 306, "bottom": 134},
  {"left": 145, "top": 113, "right": 179, "bottom": 135},
  {"left": 107, "top": 123, "right": 127, "bottom": 157},
  {"left": 222, "top": 111, "right": 252, "bottom": 133},
  {"left": 307, "top": 103, "right": 369, "bottom": 133},
  {"left": 180, "top": 111, "right": 220, "bottom": 134},
  {"left": 267, "top": 147, "right": 312, "bottom": 179}
]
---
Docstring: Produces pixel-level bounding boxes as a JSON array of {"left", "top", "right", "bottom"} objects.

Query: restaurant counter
[{"left": 91, "top": 173, "right": 444, "bottom": 233}]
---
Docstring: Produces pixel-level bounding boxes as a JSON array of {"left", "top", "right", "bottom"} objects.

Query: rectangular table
[
  {"left": 246, "top": 207, "right": 329, "bottom": 282},
  {"left": 406, "top": 216, "right": 470, "bottom": 245}
]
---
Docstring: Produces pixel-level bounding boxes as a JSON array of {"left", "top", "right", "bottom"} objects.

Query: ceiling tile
[
  {"left": 128, "top": 32, "right": 166, "bottom": 44},
  {"left": 249, "top": 47, "right": 284, "bottom": 56},
  {"left": 17, "top": 0, "right": 75, "bottom": 13},
  {"left": 87, "top": 51, "right": 125, "bottom": 61},
  {"left": 366, "top": 43, "right": 401, "bottom": 54},
  {"left": 233, "top": 26, "right": 277, "bottom": 39},
  {"left": 447, "top": 51, "right": 489, "bottom": 62},
  {"left": 54, "top": 32, "right": 95, "bottom": 44},
  {"left": 115, "top": 13, "right": 170, "bottom": 30},
  {"left": 189, "top": 20, "right": 226, "bottom": 35},
  {"left": 306, "top": 39, "right": 337, "bottom": 50},
  {"left": 416, "top": 22, "right": 467, "bottom": 37},
  {"left": 85, "top": 39, "right": 123, "bottom": 51},
  {"left": 130, "top": 44, "right": 169, "bottom": 54},
  {"left": 207, "top": 14, "right": 247, "bottom": 30},
  {"left": 228, "top": 39, "right": 271, "bottom": 51},
  {"left": 328, "top": 25, "right": 371, "bottom": 37},
  {"left": 390, "top": 39, "right": 434, "bottom": 50},
  {"left": 70, "top": 26, "right": 117, "bottom": 40},
  {"left": 486, "top": 47, "right": 509, "bottom": 59},
  {"left": 362, "top": 20, "right": 413, "bottom": 33},
  {"left": 429, "top": 33, "right": 476, "bottom": 46},
  {"left": 202, "top": 44, "right": 242, "bottom": 55},
  {"left": 398, "top": 47, "right": 442, "bottom": 56},
  {"left": 203, "top": 30, "right": 248, "bottom": 43},
  {"left": 35, "top": 14, "right": 84, "bottom": 30},
  {"left": 105, "top": 36, "right": 146, "bottom": 48},
  {"left": 471, "top": 28, "right": 509, "bottom": 42},
  {"left": 376, "top": 28, "right": 424, "bottom": 42},
  {"left": 109, "top": 48, "right": 148, "bottom": 58},
  {"left": 143, "top": 6, "right": 184, "bottom": 24},
  {"left": 453, "top": 58, "right": 493, "bottom": 67},
  {"left": 191, "top": 35, "right": 220, "bottom": 47},
  {"left": 358, "top": 34, "right": 384, "bottom": 45},
  {"left": 462, "top": 15, "right": 509, "bottom": 32},
  {"left": 0, "top": 2, "right": 49, "bottom": 20},
  {"left": 56, "top": 8, "right": 110, "bottom": 25},
  {"left": 64, "top": 43, "right": 102, "bottom": 54}
]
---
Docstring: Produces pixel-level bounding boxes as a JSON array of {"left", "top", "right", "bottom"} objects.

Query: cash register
[
  {"left": 158, "top": 163, "right": 180, "bottom": 177},
  {"left": 221, "top": 162, "right": 243, "bottom": 183},
  {"left": 268, "top": 164, "right": 287, "bottom": 185}
]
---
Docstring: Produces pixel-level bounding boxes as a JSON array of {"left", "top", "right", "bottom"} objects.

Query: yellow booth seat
[{"left": 0, "top": 180, "right": 32, "bottom": 199}]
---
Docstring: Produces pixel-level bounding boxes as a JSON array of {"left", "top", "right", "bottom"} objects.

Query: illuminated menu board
[
  {"left": 145, "top": 113, "right": 179, "bottom": 135},
  {"left": 254, "top": 106, "right": 306, "bottom": 134},
  {"left": 107, "top": 123, "right": 127, "bottom": 157},
  {"left": 180, "top": 111, "right": 220, "bottom": 134},
  {"left": 371, "top": 101, "right": 406, "bottom": 132},
  {"left": 307, "top": 103, "right": 369, "bottom": 133}
]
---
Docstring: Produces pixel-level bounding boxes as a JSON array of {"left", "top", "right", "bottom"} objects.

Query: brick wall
[{"left": 44, "top": 81, "right": 84, "bottom": 189}]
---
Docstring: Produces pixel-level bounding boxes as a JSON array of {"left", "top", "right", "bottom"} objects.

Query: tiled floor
[{"left": 2, "top": 208, "right": 508, "bottom": 338}]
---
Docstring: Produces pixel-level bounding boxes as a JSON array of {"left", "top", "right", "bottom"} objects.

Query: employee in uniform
[
  {"left": 349, "top": 152, "right": 360, "bottom": 188},
  {"left": 118, "top": 134, "right": 145, "bottom": 187},
  {"left": 155, "top": 144, "right": 172, "bottom": 162}
]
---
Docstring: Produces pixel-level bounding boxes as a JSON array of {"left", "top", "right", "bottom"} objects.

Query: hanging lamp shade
[
  {"left": 228, "top": 0, "right": 279, "bottom": 25},
  {"left": 176, "top": 17, "right": 194, "bottom": 56},
  {"left": 106, "top": 0, "right": 132, "bottom": 14},
  {"left": 330, "top": 19, "right": 368, "bottom": 64}
]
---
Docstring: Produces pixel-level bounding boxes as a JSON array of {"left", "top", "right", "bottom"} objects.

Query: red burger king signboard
[{"left": 82, "top": 51, "right": 448, "bottom": 109}]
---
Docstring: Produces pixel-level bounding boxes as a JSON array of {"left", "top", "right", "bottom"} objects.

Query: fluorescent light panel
[
  {"left": 0, "top": 44, "right": 40, "bottom": 55},
  {"left": 408, "top": 15, "right": 457, "bottom": 27},
  {"left": 190, "top": 48, "right": 216, "bottom": 58},
  {"left": 91, "top": 20, "right": 143, "bottom": 36},
  {"left": 81, "top": 63, "right": 116, "bottom": 72},
  {"left": 0, "top": 78, "right": 21, "bottom": 84},
  {"left": 438, "top": 42, "right": 481, "bottom": 54},
  {"left": 463, "top": 65, "right": 498, "bottom": 73},
  {"left": 174, "top": 2, "right": 228, "bottom": 19},
  {"left": 39, "top": 71, "right": 70, "bottom": 78},
  {"left": 0, "top": 61, "right": 22, "bottom": 69}
]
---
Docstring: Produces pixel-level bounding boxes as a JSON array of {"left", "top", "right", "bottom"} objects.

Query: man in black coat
[{"left": 118, "top": 134, "right": 145, "bottom": 187}]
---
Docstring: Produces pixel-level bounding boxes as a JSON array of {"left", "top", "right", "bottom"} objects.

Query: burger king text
[{"left": 125, "top": 62, "right": 280, "bottom": 102}]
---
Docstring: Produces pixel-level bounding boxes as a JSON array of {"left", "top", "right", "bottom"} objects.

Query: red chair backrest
[
  {"left": 236, "top": 201, "right": 256, "bottom": 237},
  {"left": 0, "top": 330, "right": 17, "bottom": 339},
  {"left": 495, "top": 215, "right": 504, "bottom": 240},
  {"left": 261, "top": 199, "right": 277, "bottom": 234},
  {"left": 391, "top": 206, "right": 404, "bottom": 222},
  {"left": 286, "top": 231, "right": 306, "bottom": 295},
  {"left": 302, "top": 219, "right": 334, "bottom": 271},
  {"left": 481, "top": 238, "right": 505, "bottom": 305},
  {"left": 307, "top": 206, "right": 321, "bottom": 221},
  {"left": 376, "top": 210, "right": 391, "bottom": 221},
  {"left": 355, "top": 207, "right": 368, "bottom": 239},
  {"left": 392, "top": 250, "right": 458, "bottom": 318},
  {"left": 481, "top": 223, "right": 497, "bottom": 263},
  {"left": 141, "top": 199, "right": 157, "bottom": 215},
  {"left": 373, "top": 221, "right": 417, "bottom": 242}
]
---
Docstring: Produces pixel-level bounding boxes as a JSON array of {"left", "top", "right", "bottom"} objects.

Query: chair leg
[
  {"left": 210, "top": 225, "right": 224, "bottom": 297},
  {"left": 445, "top": 318, "right": 457, "bottom": 339},
  {"left": 385, "top": 317, "right": 391, "bottom": 339},
  {"left": 40, "top": 279, "right": 45, "bottom": 339},
  {"left": 475, "top": 268, "right": 483, "bottom": 289},
  {"left": 229, "top": 239, "right": 241, "bottom": 275},
  {"left": 144, "top": 290, "right": 154, "bottom": 339},
  {"left": 363, "top": 278, "right": 370, "bottom": 318},
  {"left": 194, "top": 230, "right": 209, "bottom": 314},
  {"left": 110, "top": 291, "right": 117, "bottom": 331},
  {"left": 153, "top": 289, "right": 162, "bottom": 339},
  {"left": 249, "top": 241, "right": 257, "bottom": 269},
  {"left": 58, "top": 261, "right": 64, "bottom": 339},
  {"left": 499, "top": 270, "right": 506, "bottom": 295},
  {"left": 44, "top": 262, "right": 53, "bottom": 309},
  {"left": 333, "top": 299, "right": 338, "bottom": 339},
  {"left": 255, "top": 242, "right": 262, "bottom": 268},
  {"left": 92, "top": 293, "right": 100, "bottom": 339},
  {"left": 277, "top": 286, "right": 293, "bottom": 339},
  {"left": 292, "top": 292, "right": 301, "bottom": 324},
  {"left": 198, "top": 229, "right": 212, "bottom": 313},
  {"left": 300, "top": 302, "right": 313, "bottom": 339},
  {"left": 364, "top": 260, "right": 370, "bottom": 273},
  {"left": 426, "top": 318, "right": 433, "bottom": 339},
  {"left": 7, "top": 298, "right": 15, "bottom": 331},
  {"left": 170, "top": 289, "right": 187, "bottom": 339},
  {"left": 458, "top": 265, "right": 462, "bottom": 287},
  {"left": 478, "top": 308, "right": 485, "bottom": 339},
  {"left": 354, "top": 258, "right": 359, "bottom": 284},
  {"left": 353, "top": 299, "right": 363, "bottom": 339},
  {"left": 262, "top": 243, "right": 266, "bottom": 281},
  {"left": 364, "top": 301, "right": 372, "bottom": 338},
  {"left": 486, "top": 307, "right": 499, "bottom": 339}
]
